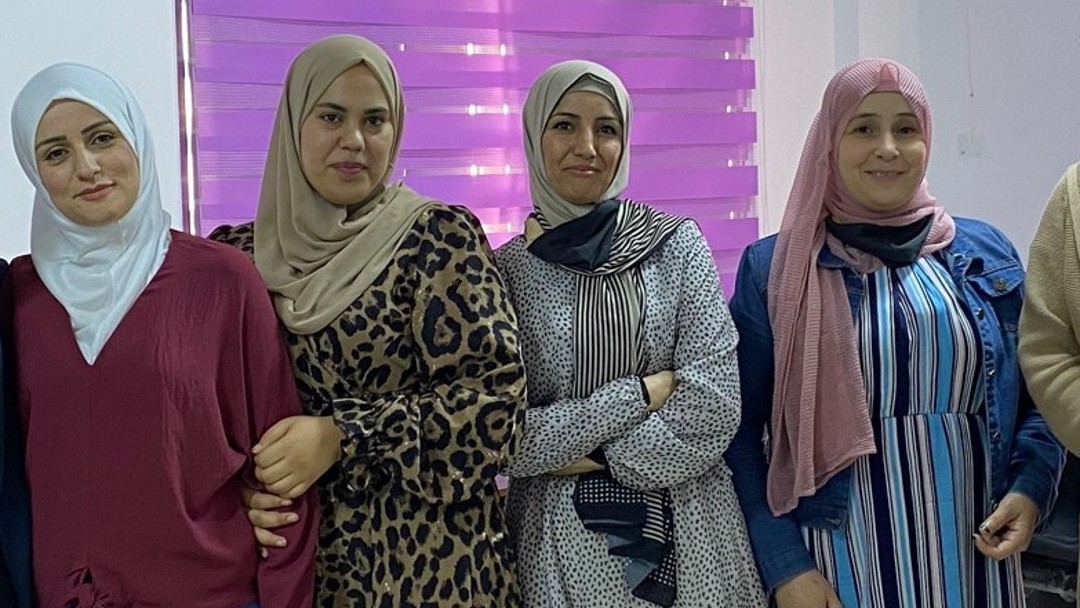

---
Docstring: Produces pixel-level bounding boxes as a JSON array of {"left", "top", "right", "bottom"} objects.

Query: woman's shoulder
[
  {"left": 172, "top": 229, "right": 248, "bottom": 257},
  {"left": 206, "top": 221, "right": 255, "bottom": 257},
  {"left": 409, "top": 203, "right": 502, "bottom": 259},
  {"left": 742, "top": 232, "right": 779, "bottom": 258},
  {"left": 492, "top": 234, "right": 529, "bottom": 273},
  {"left": 494, "top": 234, "right": 527, "bottom": 257},
  {"left": 5, "top": 255, "right": 35, "bottom": 282},
  {"left": 949, "top": 217, "right": 1020, "bottom": 264},
  {"left": 1051, "top": 162, "right": 1080, "bottom": 210},
  {"left": 414, "top": 202, "right": 483, "bottom": 234},
  {"left": 666, "top": 217, "right": 707, "bottom": 250},
  {"left": 167, "top": 231, "right": 265, "bottom": 290}
]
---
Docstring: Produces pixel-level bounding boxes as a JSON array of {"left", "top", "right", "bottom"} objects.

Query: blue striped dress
[{"left": 803, "top": 257, "right": 1024, "bottom": 607}]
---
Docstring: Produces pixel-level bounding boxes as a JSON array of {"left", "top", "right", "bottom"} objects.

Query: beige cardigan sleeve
[{"left": 1019, "top": 162, "right": 1080, "bottom": 455}]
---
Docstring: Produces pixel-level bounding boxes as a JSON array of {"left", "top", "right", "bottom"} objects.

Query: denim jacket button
[
  {"left": 991, "top": 430, "right": 1002, "bottom": 442},
  {"left": 994, "top": 278, "right": 1007, "bottom": 291},
  {"left": 987, "top": 368, "right": 996, "bottom": 378},
  {"left": 975, "top": 307, "right": 985, "bottom": 319}
]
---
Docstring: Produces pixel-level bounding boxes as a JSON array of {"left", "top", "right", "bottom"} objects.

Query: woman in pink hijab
[{"left": 726, "top": 59, "right": 1064, "bottom": 607}]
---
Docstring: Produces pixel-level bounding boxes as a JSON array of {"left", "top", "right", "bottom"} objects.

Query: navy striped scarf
[{"left": 529, "top": 200, "right": 685, "bottom": 606}]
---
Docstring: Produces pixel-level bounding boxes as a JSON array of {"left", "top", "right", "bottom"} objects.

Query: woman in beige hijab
[
  {"left": 212, "top": 35, "right": 526, "bottom": 607},
  {"left": 493, "top": 60, "right": 765, "bottom": 607}
]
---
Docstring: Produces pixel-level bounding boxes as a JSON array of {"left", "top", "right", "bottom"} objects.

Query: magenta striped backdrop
[{"left": 184, "top": 0, "right": 757, "bottom": 294}]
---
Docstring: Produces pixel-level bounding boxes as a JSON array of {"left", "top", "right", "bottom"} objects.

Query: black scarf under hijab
[
  {"left": 824, "top": 214, "right": 933, "bottom": 268},
  {"left": 527, "top": 199, "right": 619, "bottom": 271},
  {"left": 529, "top": 200, "right": 686, "bottom": 275}
]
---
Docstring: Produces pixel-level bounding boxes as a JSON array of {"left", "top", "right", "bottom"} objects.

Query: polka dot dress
[{"left": 495, "top": 221, "right": 766, "bottom": 607}]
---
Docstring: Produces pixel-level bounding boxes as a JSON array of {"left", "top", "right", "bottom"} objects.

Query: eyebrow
[
  {"left": 34, "top": 135, "right": 65, "bottom": 151},
  {"left": 35, "top": 120, "right": 116, "bottom": 150},
  {"left": 849, "top": 112, "right": 919, "bottom": 120},
  {"left": 548, "top": 111, "right": 620, "bottom": 122},
  {"left": 313, "top": 102, "right": 390, "bottom": 115},
  {"left": 81, "top": 120, "right": 113, "bottom": 134}
]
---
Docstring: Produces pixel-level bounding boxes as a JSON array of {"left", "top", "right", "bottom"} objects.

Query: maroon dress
[{"left": 0, "top": 232, "right": 317, "bottom": 608}]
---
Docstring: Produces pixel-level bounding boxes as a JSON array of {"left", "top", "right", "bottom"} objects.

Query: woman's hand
[
  {"left": 252, "top": 415, "right": 344, "bottom": 499},
  {"left": 643, "top": 370, "right": 678, "bottom": 412},
  {"left": 240, "top": 484, "right": 296, "bottom": 554},
  {"left": 974, "top": 492, "right": 1039, "bottom": 560},
  {"left": 551, "top": 456, "right": 606, "bottom": 476},
  {"left": 775, "top": 570, "right": 844, "bottom": 608}
]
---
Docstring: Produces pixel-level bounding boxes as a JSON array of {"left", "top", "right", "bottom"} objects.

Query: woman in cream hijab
[
  {"left": 215, "top": 35, "right": 527, "bottom": 607},
  {"left": 492, "top": 60, "right": 765, "bottom": 607}
]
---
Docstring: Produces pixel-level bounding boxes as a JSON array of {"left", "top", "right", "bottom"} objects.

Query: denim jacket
[{"left": 726, "top": 218, "right": 1066, "bottom": 592}]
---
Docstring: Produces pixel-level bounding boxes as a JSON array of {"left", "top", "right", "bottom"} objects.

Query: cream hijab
[
  {"left": 523, "top": 60, "right": 631, "bottom": 228},
  {"left": 10, "top": 63, "right": 172, "bottom": 365},
  {"left": 254, "top": 35, "right": 437, "bottom": 335}
]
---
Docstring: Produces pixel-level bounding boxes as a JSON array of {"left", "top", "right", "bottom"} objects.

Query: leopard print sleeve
[
  {"left": 330, "top": 206, "right": 526, "bottom": 503},
  {"left": 207, "top": 223, "right": 254, "bottom": 261}
]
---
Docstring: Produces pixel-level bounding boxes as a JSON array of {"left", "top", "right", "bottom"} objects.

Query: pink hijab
[{"left": 766, "top": 58, "right": 956, "bottom": 516}]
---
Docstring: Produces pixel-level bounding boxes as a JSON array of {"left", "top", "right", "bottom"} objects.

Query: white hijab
[{"left": 10, "top": 63, "right": 172, "bottom": 365}]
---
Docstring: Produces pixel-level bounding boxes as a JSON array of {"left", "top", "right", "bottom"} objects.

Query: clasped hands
[{"left": 241, "top": 414, "right": 343, "bottom": 552}]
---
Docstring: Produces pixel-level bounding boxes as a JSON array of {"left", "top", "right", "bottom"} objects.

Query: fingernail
[
  {"left": 252, "top": 444, "right": 263, "bottom": 454},
  {"left": 286, "top": 513, "right": 299, "bottom": 523},
  {"left": 260, "top": 548, "right": 268, "bottom": 560},
  {"left": 276, "top": 538, "right": 288, "bottom": 547},
  {"left": 280, "top": 499, "right": 292, "bottom": 507},
  {"left": 979, "top": 523, "right": 990, "bottom": 533}
]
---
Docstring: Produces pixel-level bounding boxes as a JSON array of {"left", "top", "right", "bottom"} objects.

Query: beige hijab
[
  {"left": 523, "top": 60, "right": 631, "bottom": 228},
  {"left": 254, "top": 35, "right": 437, "bottom": 334}
]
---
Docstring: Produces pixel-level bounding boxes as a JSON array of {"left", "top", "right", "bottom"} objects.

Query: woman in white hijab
[
  {"left": 491, "top": 60, "right": 765, "bottom": 607},
  {"left": 2, "top": 62, "right": 317, "bottom": 607}
]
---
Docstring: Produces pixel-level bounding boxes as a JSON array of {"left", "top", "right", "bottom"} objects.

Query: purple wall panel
[
  {"left": 194, "top": 43, "right": 755, "bottom": 91},
  {"left": 185, "top": 1, "right": 759, "bottom": 285},
  {"left": 195, "top": 0, "right": 753, "bottom": 38}
]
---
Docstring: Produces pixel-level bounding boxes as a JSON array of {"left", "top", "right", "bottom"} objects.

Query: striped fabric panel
[
  {"left": 599, "top": 203, "right": 691, "bottom": 275},
  {"left": 803, "top": 258, "right": 1024, "bottom": 607},
  {"left": 641, "top": 491, "right": 669, "bottom": 543},
  {"left": 568, "top": 248, "right": 676, "bottom": 597},
  {"left": 571, "top": 269, "right": 644, "bottom": 398}
]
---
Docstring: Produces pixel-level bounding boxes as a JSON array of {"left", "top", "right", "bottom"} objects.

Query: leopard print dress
[{"left": 211, "top": 204, "right": 525, "bottom": 608}]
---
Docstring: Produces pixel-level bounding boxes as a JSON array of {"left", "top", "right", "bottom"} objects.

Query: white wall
[
  {"left": 915, "top": 0, "right": 1080, "bottom": 258},
  {"left": 0, "top": 1, "right": 183, "bottom": 261},
  {"left": 758, "top": 0, "right": 1080, "bottom": 259},
  {"left": 755, "top": 0, "right": 836, "bottom": 232}
]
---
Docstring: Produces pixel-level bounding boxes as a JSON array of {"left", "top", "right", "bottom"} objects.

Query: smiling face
[
  {"left": 34, "top": 100, "right": 140, "bottom": 227},
  {"left": 541, "top": 91, "right": 623, "bottom": 205},
  {"left": 299, "top": 63, "right": 395, "bottom": 206},
  {"left": 836, "top": 92, "right": 928, "bottom": 213}
]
